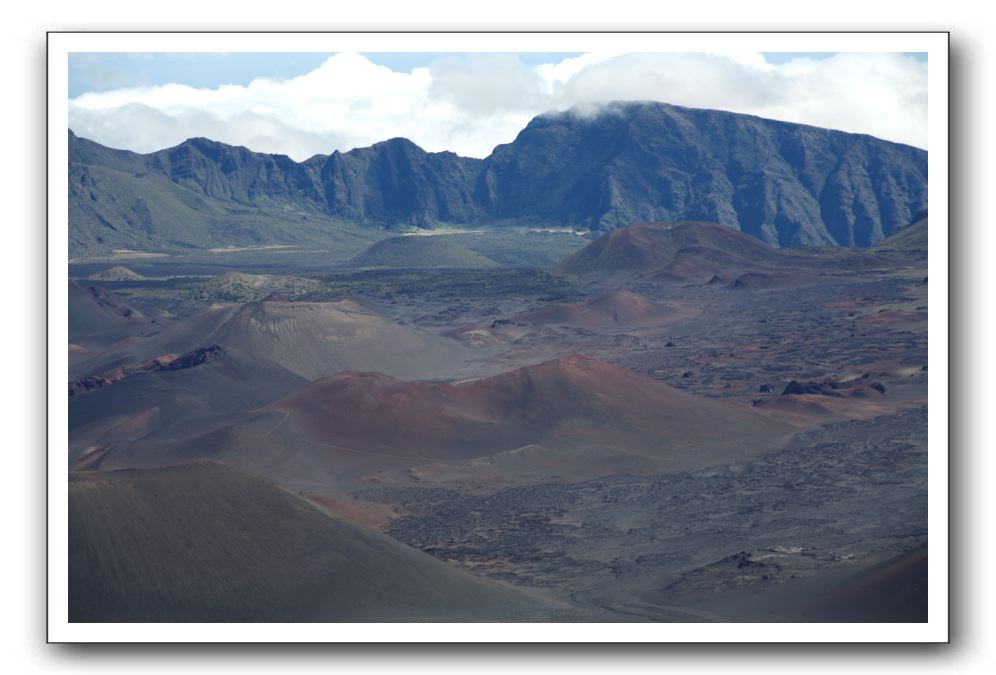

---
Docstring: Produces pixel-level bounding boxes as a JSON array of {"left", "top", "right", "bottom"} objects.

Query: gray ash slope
[
  {"left": 69, "top": 462, "right": 566, "bottom": 622},
  {"left": 68, "top": 280, "right": 165, "bottom": 347},
  {"left": 70, "top": 101, "right": 926, "bottom": 255}
]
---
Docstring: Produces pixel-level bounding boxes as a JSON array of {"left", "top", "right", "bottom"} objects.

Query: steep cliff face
[
  {"left": 68, "top": 101, "right": 928, "bottom": 253},
  {"left": 147, "top": 137, "right": 328, "bottom": 210},
  {"left": 315, "top": 138, "right": 486, "bottom": 227},
  {"left": 480, "top": 102, "right": 927, "bottom": 247}
]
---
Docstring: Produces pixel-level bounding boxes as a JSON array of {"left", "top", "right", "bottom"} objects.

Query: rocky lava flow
[
  {"left": 356, "top": 407, "right": 926, "bottom": 621},
  {"left": 69, "top": 345, "right": 222, "bottom": 397}
]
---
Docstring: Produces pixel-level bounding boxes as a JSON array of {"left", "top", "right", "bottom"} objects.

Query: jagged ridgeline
[{"left": 69, "top": 101, "right": 927, "bottom": 256}]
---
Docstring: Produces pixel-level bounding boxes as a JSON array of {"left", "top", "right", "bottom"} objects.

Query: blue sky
[
  {"left": 69, "top": 52, "right": 586, "bottom": 97},
  {"left": 765, "top": 51, "right": 926, "bottom": 64},
  {"left": 70, "top": 53, "right": 331, "bottom": 97},
  {"left": 69, "top": 52, "right": 927, "bottom": 98}
]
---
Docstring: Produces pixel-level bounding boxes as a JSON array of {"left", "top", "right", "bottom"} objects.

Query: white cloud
[
  {"left": 68, "top": 51, "right": 928, "bottom": 161},
  {"left": 534, "top": 52, "right": 627, "bottom": 92},
  {"left": 69, "top": 103, "right": 351, "bottom": 161}
]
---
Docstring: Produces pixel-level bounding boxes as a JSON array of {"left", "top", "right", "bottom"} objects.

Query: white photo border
[{"left": 47, "top": 30, "right": 949, "bottom": 644}]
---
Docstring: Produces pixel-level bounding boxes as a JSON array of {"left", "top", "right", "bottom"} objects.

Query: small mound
[
  {"left": 349, "top": 235, "right": 501, "bottom": 269},
  {"left": 88, "top": 265, "right": 146, "bottom": 282},
  {"left": 553, "top": 221, "right": 779, "bottom": 278},
  {"left": 193, "top": 271, "right": 322, "bottom": 302},
  {"left": 752, "top": 391, "right": 903, "bottom": 427}
]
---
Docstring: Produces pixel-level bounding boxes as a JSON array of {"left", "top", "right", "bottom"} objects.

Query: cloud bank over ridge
[{"left": 69, "top": 51, "right": 928, "bottom": 160}]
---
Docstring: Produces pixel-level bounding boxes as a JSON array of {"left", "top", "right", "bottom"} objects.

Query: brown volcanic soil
[
  {"left": 751, "top": 392, "right": 914, "bottom": 428},
  {"left": 304, "top": 494, "right": 400, "bottom": 528},
  {"left": 746, "top": 375, "right": 922, "bottom": 428},
  {"left": 69, "top": 462, "right": 564, "bottom": 621},
  {"left": 510, "top": 291, "right": 700, "bottom": 328},
  {"left": 649, "top": 246, "right": 775, "bottom": 285},
  {"left": 553, "top": 220, "right": 890, "bottom": 286},
  {"left": 554, "top": 221, "right": 783, "bottom": 281},
  {"left": 268, "top": 355, "right": 792, "bottom": 465},
  {"left": 93, "top": 356, "right": 793, "bottom": 501}
]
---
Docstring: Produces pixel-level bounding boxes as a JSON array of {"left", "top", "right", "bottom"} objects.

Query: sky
[{"left": 68, "top": 51, "right": 929, "bottom": 160}]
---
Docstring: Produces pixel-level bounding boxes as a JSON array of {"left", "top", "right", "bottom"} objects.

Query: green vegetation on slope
[
  {"left": 872, "top": 217, "right": 928, "bottom": 255},
  {"left": 189, "top": 271, "right": 324, "bottom": 302},
  {"left": 87, "top": 265, "right": 147, "bottom": 282},
  {"left": 69, "top": 161, "right": 379, "bottom": 259},
  {"left": 449, "top": 230, "right": 592, "bottom": 268},
  {"left": 349, "top": 234, "right": 501, "bottom": 269}
]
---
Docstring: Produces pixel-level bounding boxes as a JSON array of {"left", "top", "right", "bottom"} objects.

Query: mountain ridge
[{"left": 69, "top": 101, "right": 927, "bottom": 254}]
